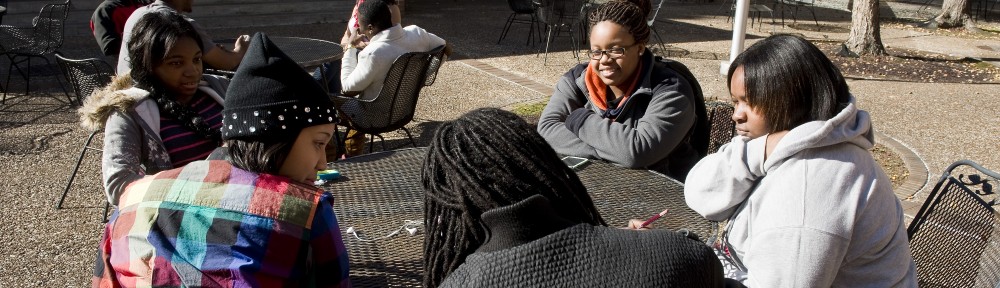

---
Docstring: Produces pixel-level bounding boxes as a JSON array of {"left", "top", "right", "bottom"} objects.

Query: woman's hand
[
  {"left": 625, "top": 219, "right": 651, "bottom": 230},
  {"left": 348, "top": 30, "right": 368, "bottom": 49},
  {"left": 764, "top": 130, "right": 789, "bottom": 160},
  {"left": 232, "top": 35, "right": 250, "bottom": 53}
]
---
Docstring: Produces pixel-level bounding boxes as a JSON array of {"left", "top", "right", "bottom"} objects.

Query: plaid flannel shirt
[{"left": 93, "top": 160, "right": 351, "bottom": 287}]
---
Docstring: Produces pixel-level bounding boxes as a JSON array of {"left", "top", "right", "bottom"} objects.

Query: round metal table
[
  {"left": 321, "top": 147, "right": 714, "bottom": 287},
  {"left": 219, "top": 36, "right": 343, "bottom": 69},
  {"left": 268, "top": 36, "right": 344, "bottom": 69}
]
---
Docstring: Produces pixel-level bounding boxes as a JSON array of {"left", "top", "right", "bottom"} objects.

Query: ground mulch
[
  {"left": 872, "top": 143, "right": 908, "bottom": 189},
  {"left": 815, "top": 42, "right": 1000, "bottom": 83}
]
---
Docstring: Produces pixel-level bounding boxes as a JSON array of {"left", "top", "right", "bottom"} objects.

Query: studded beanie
[{"left": 221, "top": 32, "right": 337, "bottom": 141}]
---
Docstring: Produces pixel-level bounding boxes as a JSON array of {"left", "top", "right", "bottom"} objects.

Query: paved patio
[{"left": 0, "top": 0, "right": 997, "bottom": 285}]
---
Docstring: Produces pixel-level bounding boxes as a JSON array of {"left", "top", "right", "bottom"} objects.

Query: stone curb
[
  {"left": 874, "top": 131, "right": 930, "bottom": 223},
  {"left": 453, "top": 58, "right": 554, "bottom": 98}
]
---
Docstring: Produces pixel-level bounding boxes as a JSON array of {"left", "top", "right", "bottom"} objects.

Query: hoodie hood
[
  {"left": 764, "top": 96, "right": 874, "bottom": 170},
  {"left": 77, "top": 74, "right": 150, "bottom": 131}
]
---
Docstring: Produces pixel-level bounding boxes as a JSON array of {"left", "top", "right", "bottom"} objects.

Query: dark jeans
[{"left": 312, "top": 60, "right": 343, "bottom": 93}]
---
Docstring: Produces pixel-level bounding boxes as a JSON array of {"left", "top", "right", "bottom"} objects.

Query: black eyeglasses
[{"left": 588, "top": 44, "right": 636, "bottom": 60}]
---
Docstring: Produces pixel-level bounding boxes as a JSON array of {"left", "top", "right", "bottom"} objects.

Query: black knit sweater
[{"left": 438, "top": 195, "right": 725, "bottom": 287}]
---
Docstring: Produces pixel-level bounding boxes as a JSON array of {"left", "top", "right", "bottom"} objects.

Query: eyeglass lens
[{"left": 590, "top": 47, "right": 627, "bottom": 60}]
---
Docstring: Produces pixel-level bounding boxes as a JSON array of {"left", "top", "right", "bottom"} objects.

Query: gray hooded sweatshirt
[{"left": 684, "top": 97, "right": 917, "bottom": 287}]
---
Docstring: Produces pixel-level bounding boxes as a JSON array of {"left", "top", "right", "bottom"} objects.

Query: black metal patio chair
[
  {"left": 54, "top": 53, "right": 115, "bottom": 222},
  {"left": 0, "top": 0, "right": 72, "bottom": 105},
  {"left": 907, "top": 159, "right": 1000, "bottom": 287},
  {"left": 774, "top": 0, "right": 818, "bottom": 29},
  {"left": 535, "top": 0, "right": 585, "bottom": 64},
  {"left": 332, "top": 46, "right": 446, "bottom": 154},
  {"left": 498, "top": 0, "right": 542, "bottom": 45},
  {"left": 705, "top": 101, "right": 736, "bottom": 154},
  {"left": 648, "top": 0, "right": 668, "bottom": 52}
]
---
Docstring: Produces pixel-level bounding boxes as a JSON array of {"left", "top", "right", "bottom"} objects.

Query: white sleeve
[
  {"left": 684, "top": 136, "right": 767, "bottom": 221},
  {"left": 340, "top": 48, "right": 378, "bottom": 93}
]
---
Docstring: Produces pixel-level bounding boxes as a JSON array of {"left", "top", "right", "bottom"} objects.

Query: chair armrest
[{"left": 331, "top": 93, "right": 375, "bottom": 103}]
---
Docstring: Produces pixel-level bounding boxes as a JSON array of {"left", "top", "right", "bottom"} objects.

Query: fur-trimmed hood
[{"left": 77, "top": 74, "right": 151, "bottom": 131}]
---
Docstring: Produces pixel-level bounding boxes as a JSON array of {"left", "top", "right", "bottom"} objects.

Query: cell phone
[{"left": 561, "top": 156, "right": 589, "bottom": 170}]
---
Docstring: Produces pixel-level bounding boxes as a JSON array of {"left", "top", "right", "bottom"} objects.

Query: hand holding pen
[{"left": 626, "top": 209, "right": 669, "bottom": 230}]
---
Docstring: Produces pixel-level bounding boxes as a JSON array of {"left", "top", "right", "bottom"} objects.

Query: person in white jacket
[{"left": 683, "top": 35, "right": 917, "bottom": 287}]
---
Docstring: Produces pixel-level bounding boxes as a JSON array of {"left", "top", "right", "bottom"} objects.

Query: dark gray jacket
[
  {"left": 439, "top": 195, "right": 725, "bottom": 287},
  {"left": 537, "top": 51, "right": 704, "bottom": 179}
]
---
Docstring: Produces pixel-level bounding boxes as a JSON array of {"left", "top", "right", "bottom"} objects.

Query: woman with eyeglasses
[{"left": 537, "top": 0, "right": 704, "bottom": 180}]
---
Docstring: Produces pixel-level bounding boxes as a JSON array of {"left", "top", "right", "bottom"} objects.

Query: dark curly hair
[
  {"left": 127, "top": 10, "right": 219, "bottom": 142},
  {"left": 421, "top": 108, "right": 607, "bottom": 287}
]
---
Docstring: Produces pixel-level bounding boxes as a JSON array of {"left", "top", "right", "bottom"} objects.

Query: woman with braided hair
[
  {"left": 537, "top": 0, "right": 707, "bottom": 180},
  {"left": 79, "top": 10, "right": 229, "bottom": 206},
  {"left": 422, "top": 108, "right": 724, "bottom": 287}
]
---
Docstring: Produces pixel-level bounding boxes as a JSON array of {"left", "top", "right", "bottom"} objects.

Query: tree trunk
[
  {"left": 928, "top": 0, "right": 978, "bottom": 30},
  {"left": 841, "top": 0, "right": 886, "bottom": 57}
]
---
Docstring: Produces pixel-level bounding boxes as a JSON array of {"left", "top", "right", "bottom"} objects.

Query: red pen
[{"left": 638, "top": 209, "right": 670, "bottom": 229}]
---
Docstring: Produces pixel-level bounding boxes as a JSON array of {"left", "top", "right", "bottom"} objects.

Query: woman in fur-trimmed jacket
[{"left": 78, "top": 10, "right": 229, "bottom": 205}]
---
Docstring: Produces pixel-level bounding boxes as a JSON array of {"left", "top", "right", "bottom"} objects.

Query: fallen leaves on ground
[{"left": 816, "top": 42, "right": 1000, "bottom": 83}]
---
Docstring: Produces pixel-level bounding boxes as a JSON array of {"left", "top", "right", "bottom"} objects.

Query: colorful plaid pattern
[{"left": 93, "top": 160, "right": 351, "bottom": 288}]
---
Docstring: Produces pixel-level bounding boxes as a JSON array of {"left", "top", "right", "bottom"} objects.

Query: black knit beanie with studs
[{"left": 221, "top": 32, "right": 337, "bottom": 141}]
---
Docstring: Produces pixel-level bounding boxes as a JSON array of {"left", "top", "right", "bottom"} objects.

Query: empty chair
[
  {"left": 497, "top": 0, "right": 541, "bottom": 45},
  {"left": 0, "top": 0, "right": 72, "bottom": 105},
  {"left": 648, "top": 0, "right": 667, "bottom": 52},
  {"left": 725, "top": 0, "right": 775, "bottom": 30},
  {"left": 705, "top": 101, "right": 736, "bottom": 154},
  {"left": 332, "top": 46, "right": 446, "bottom": 154},
  {"left": 54, "top": 53, "right": 115, "bottom": 222},
  {"left": 907, "top": 160, "right": 1000, "bottom": 287},
  {"left": 54, "top": 53, "right": 115, "bottom": 106},
  {"left": 536, "top": 0, "right": 585, "bottom": 64},
  {"left": 774, "top": 0, "right": 818, "bottom": 29}
]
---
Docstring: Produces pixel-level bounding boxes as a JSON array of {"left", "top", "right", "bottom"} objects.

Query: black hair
[
  {"left": 727, "top": 34, "right": 850, "bottom": 131},
  {"left": 623, "top": 0, "right": 652, "bottom": 18},
  {"left": 588, "top": 1, "right": 650, "bottom": 45},
  {"left": 127, "top": 10, "right": 219, "bottom": 142},
  {"left": 223, "top": 139, "right": 293, "bottom": 175},
  {"left": 421, "top": 108, "right": 606, "bottom": 288},
  {"left": 358, "top": 0, "right": 393, "bottom": 32}
]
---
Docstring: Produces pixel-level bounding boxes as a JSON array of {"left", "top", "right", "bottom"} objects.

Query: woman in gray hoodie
[
  {"left": 78, "top": 10, "right": 228, "bottom": 206},
  {"left": 684, "top": 35, "right": 917, "bottom": 287}
]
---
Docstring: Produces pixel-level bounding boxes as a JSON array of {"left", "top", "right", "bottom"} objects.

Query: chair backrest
[
  {"left": 536, "top": 0, "right": 585, "bottom": 26},
  {"left": 507, "top": 0, "right": 537, "bottom": 14},
  {"left": 424, "top": 46, "right": 447, "bottom": 86},
  {"left": 342, "top": 46, "right": 445, "bottom": 134},
  {"left": 30, "top": 0, "right": 71, "bottom": 54},
  {"left": 907, "top": 160, "right": 1000, "bottom": 287},
  {"left": 55, "top": 53, "right": 115, "bottom": 106},
  {"left": 705, "top": 101, "right": 736, "bottom": 154}
]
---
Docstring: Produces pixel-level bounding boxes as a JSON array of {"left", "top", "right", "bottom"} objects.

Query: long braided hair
[
  {"left": 421, "top": 108, "right": 606, "bottom": 287},
  {"left": 588, "top": 1, "right": 650, "bottom": 45},
  {"left": 127, "top": 10, "right": 220, "bottom": 142}
]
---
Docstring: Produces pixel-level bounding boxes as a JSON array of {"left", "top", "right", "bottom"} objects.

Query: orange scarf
[{"left": 584, "top": 61, "right": 643, "bottom": 113}]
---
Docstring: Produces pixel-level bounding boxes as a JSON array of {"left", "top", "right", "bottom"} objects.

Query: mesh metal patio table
[{"left": 322, "top": 147, "right": 713, "bottom": 287}]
